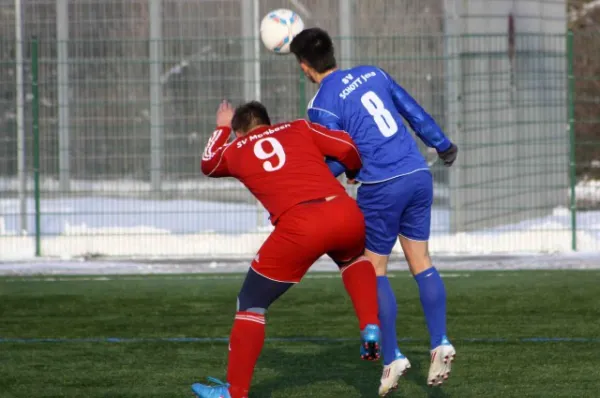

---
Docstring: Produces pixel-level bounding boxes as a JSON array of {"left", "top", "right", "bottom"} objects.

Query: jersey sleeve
[
  {"left": 379, "top": 69, "right": 452, "bottom": 152},
  {"left": 325, "top": 158, "right": 346, "bottom": 177},
  {"left": 201, "top": 127, "right": 232, "bottom": 178},
  {"left": 307, "top": 102, "right": 347, "bottom": 177},
  {"left": 307, "top": 107, "right": 343, "bottom": 130},
  {"left": 303, "top": 120, "right": 362, "bottom": 178}
]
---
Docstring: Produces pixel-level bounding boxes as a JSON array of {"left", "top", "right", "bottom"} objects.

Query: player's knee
[
  {"left": 236, "top": 296, "right": 267, "bottom": 314},
  {"left": 372, "top": 262, "right": 387, "bottom": 276},
  {"left": 399, "top": 237, "right": 432, "bottom": 275},
  {"left": 236, "top": 268, "right": 294, "bottom": 312},
  {"left": 364, "top": 250, "right": 389, "bottom": 276},
  {"left": 237, "top": 288, "right": 271, "bottom": 313}
]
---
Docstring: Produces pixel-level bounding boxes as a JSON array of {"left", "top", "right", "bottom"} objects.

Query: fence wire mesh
[{"left": 0, "top": 0, "right": 598, "bottom": 258}]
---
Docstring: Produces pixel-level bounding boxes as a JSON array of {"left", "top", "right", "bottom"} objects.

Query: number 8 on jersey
[{"left": 361, "top": 91, "right": 398, "bottom": 138}]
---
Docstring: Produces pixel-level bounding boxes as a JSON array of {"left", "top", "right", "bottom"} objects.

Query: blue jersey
[{"left": 307, "top": 65, "right": 451, "bottom": 183}]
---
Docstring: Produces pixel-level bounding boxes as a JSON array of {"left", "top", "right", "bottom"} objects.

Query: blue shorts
[{"left": 357, "top": 170, "right": 433, "bottom": 256}]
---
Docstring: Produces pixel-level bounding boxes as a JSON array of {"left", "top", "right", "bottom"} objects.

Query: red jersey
[{"left": 201, "top": 119, "right": 361, "bottom": 223}]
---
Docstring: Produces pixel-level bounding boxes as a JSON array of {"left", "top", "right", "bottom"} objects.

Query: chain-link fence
[{"left": 0, "top": 0, "right": 598, "bottom": 259}]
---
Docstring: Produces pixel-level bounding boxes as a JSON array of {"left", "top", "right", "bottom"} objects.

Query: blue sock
[
  {"left": 377, "top": 276, "right": 401, "bottom": 365},
  {"left": 414, "top": 267, "right": 448, "bottom": 349}
]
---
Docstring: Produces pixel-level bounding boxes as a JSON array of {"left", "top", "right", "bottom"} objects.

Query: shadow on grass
[{"left": 252, "top": 342, "right": 450, "bottom": 398}]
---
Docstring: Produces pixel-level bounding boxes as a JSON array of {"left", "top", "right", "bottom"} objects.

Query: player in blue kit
[{"left": 290, "top": 28, "right": 458, "bottom": 395}]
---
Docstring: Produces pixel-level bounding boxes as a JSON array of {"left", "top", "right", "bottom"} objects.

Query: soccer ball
[{"left": 260, "top": 9, "right": 304, "bottom": 54}]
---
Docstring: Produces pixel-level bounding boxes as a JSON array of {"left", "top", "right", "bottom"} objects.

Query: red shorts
[{"left": 251, "top": 195, "right": 365, "bottom": 283}]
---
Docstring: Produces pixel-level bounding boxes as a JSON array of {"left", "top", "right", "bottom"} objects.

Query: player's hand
[
  {"left": 216, "top": 100, "right": 234, "bottom": 127},
  {"left": 437, "top": 143, "right": 458, "bottom": 167},
  {"left": 345, "top": 169, "right": 359, "bottom": 184}
]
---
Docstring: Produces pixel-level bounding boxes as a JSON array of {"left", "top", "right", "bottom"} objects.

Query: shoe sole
[{"left": 360, "top": 341, "right": 380, "bottom": 361}]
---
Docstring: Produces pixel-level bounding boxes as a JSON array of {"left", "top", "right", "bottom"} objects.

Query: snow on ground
[
  {"left": 0, "top": 177, "right": 242, "bottom": 194},
  {"left": 2, "top": 253, "right": 600, "bottom": 276},
  {"left": 433, "top": 206, "right": 600, "bottom": 254},
  {"left": 0, "top": 176, "right": 450, "bottom": 202},
  {"left": 570, "top": 0, "right": 600, "bottom": 22},
  {"left": 0, "top": 196, "right": 270, "bottom": 236},
  {"left": 0, "top": 178, "right": 599, "bottom": 259},
  {"left": 5, "top": 177, "right": 600, "bottom": 202},
  {"left": 575, "top": 179, "right": 600, "bottom": 203},
  {"left": 0, "top": 192, "right": 599, "bottom": 260},
  {"left": 0, "top": 176, "right": 449, "bottom": 199}
]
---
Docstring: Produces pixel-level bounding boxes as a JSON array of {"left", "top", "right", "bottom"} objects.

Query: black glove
[
  {"left": 437, "top": 143, "right": 458, "bottom": 167},
  {"left": 345, "top": 169, "right": 359, "bottom": 181}
]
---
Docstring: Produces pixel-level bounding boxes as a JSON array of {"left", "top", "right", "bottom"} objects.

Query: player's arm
[
  {"left": 388, "top": 79, "right": 450, "bottom": 150},
  {"left": 201, "top": 126, "right": 232, "bottom": 177},
  {"left": 307, "top": 107, "right": 347, "bottom": 177},
  {"left": 388, "top": 80, "right": 451, "bottom": 150},
  {"left": 303, "top": 120, "right": 362, "bottom": 179},
  {"left": 381, "top": 69, "right": 458, "bottom": 166}
]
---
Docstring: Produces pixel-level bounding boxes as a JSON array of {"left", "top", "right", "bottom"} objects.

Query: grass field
[{"left": 1, "top": 270, "right": 600, "bottom": 397}]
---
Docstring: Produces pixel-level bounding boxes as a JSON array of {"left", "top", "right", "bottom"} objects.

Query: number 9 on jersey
[{"left": 254, "top": 137, "right": 286, "bottom": 172}]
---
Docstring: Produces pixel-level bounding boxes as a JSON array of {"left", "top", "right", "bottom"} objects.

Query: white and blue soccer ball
[{"left": 260, "top": 9, "right": 304, "bottom": 54}]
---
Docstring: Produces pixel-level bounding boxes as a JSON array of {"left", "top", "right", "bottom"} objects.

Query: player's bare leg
[
  {"left": 365, "top": 250, "right": 411, "bottom": 396},
  {"left": 399, "top": 237, "right": 455, "bottom": 386}
]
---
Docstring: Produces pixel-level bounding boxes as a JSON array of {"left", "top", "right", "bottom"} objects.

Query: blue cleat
[
  {"left": 360, "top": 323, "right": 381, "bottom": 361},
  {"left": 191, "top": 377, "right": 231, "bottom": 398}
]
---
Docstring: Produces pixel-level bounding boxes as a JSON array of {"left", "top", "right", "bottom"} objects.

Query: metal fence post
[
  {"left": 15, "top": 0, "right": 27, "bottom": 233},
  {"left": 149, "top": 0, "right": 164, "bottom": 192},
  {"left": 339, "top": 0, "right": 354, "bottom": 70},
  {"left": 297, "top": 71, "right": 306, "bottom": 119},
  {"left": 56, "top": 0, "right": 70, "bottom": 191},
  {"left": 31, "top": 37, "right": 42, "bottom": 257},
  {"left": 567, "top": 30, "right": 577, "bottom": 251}
]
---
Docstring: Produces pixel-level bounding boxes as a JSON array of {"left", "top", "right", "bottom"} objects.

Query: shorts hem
[
  {"left": 398, "top": 233, "right": 429, "bottom": 242},
  {"left": 364, "top": 247, "right": 393, "bottom": 257},
  {"left": 250, "top": 266, "right": 300, "bottom": 284}
]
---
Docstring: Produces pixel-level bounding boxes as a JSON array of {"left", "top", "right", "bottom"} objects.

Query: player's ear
[
  {"left": 300, "top": 62, "right": 311, "bottom": 75},
  {"left": 300, "top": 62, "right": 317, "bottom": 82}
]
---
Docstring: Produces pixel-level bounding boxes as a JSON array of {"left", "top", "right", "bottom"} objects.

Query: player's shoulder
[
  {"left": 279, "top": 119, "right": 308, "bottom": 134},
  {"left": 348, "top": 64, "right": 378, "bottom": 72},
  {"left": 290, "top": 118, "right": 318, "bottom": 132},
  {"left": 307, "top": 88, "right": 340, "bottom": 121},
  {"left": 339, "top": 65, "right": 391, "bottom": 94},
  {"left": 289, "top": 119, "right": 327, "bottom": 134},
  {"left": 307, "top": 86, "right": 328, "bottom": 109},
  {"left": 347, "top": 64, "right": 388, "bottom": 78},
  {"left": 277, "top": 120, "right": 320, "bottom": 146},
  {"left": 289, "top": 119, "right": 308, "bottom": 127}
]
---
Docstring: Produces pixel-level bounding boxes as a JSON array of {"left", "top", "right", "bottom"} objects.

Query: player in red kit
[{"left": 191, "top": 100, "right": 381, "bottom": 398}]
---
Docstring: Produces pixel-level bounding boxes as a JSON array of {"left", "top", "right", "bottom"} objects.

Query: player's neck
[
  {"left": 314, "top": 68, "right": 338, "bottom": 84},
  {"left": 245, "top": 124, "right": 269, "bottom": 135}
]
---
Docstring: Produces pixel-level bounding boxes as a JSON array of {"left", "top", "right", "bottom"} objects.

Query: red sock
[
  {"left": 226, "top": 311, "right": 265, "bottom": 398},
  {"left": 341, "top": 259, "right": 380, "bottom": 329}
]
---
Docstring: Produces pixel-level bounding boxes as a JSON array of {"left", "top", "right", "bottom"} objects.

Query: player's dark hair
[
  {"left": 290, "top": 28, "right": 337, "bottom": 73},
  {"left": 231, "top": 101, "right": 271, "bottom": 133}
]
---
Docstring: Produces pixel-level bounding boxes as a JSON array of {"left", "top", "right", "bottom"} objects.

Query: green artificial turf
[{"left": 1, "top": 271, "right": 599, "bottom": 397}]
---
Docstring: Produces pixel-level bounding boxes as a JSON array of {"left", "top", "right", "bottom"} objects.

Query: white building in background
[{"left": 443, "top": 0, "right": 568, "bottom": 232}]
